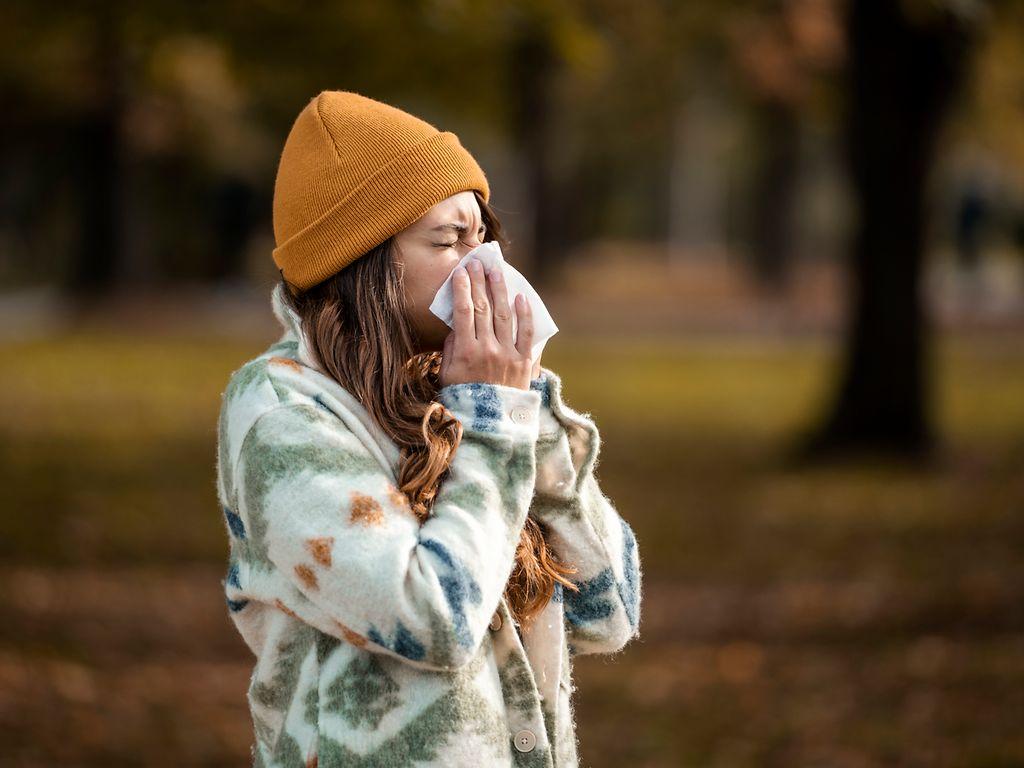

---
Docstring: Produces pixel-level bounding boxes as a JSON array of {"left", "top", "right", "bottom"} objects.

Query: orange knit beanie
[{"left": 272, "top": 90, "right": 491, "bottom": 291}]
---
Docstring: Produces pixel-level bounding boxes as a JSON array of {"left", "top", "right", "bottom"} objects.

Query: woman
[{"left": 216, "top": 90, "right": 642, "bottom": 768}]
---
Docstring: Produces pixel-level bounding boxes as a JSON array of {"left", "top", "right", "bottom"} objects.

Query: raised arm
[
  {"left": 528, "top": 367, "right": 643, "bottom": 656},
  {"left": 233, "top": 380, "right": 542, "bottom": 672}
]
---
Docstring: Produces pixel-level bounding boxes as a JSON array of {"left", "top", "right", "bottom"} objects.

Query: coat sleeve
[
  {"left": 233, "top": 381, "right": 543, "bottom": 672},
  {"left": 528, "top": 366, "right": 643, "bottom": 656}
]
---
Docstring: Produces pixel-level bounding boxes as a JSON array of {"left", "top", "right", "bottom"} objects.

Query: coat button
[
  {"left": 513, "top": 729, "right": 537, "bottom": 753},
  {"left": 490, "top": 611, "right": 503, "bottom": 631},
  {"left": 510, "top": 405, "right": 532, "bottom": 424}
]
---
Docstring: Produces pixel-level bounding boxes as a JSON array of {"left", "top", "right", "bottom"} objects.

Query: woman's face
[{"left": 394, "top": 190, "right": 488, "bottom": 353}]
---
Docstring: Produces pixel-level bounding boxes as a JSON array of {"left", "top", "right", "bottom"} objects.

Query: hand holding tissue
[{"left": 429, "top": 241, "right": 558, "bottom": 363}]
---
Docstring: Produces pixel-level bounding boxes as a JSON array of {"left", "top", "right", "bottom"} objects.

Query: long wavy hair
[{"left": 277, "top": 190, "right": 579, "bottom": 630}]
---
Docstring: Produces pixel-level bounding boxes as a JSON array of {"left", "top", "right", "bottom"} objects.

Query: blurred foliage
[{"left": 2, "top": 0, "right": 1022, "bottom": 286}]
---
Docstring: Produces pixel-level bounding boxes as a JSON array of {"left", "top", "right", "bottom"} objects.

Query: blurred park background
[{"left": 3, "top": 0, "right": 1024, "bottom": 766}]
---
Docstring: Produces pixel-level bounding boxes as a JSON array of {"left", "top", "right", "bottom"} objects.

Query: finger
[
  {"left": 440, "top": 329, "right": 455, "bottom": 376},
  {"left": 486, "top": 266, "right": 514, "bottom": 347},
  {"left": 513, "top": 293, "right": 535, "bottom": 358},
  {"left": 442, "top": 328, "right": 455, "bottom": 360},
  {"left": 451, "top": 266, "right": 475, "bottom": 341},
  {"left": 468, "top": 258, "right": 493, "bottom": 340}
]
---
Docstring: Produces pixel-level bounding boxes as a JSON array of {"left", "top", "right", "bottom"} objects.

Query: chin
[{"left": 416, "top": 319, "right": 450, "bottom": 354}]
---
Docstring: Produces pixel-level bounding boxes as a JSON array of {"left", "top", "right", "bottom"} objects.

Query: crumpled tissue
[{"left": 428, "top": 240, "right": 558, "bottom": 362}]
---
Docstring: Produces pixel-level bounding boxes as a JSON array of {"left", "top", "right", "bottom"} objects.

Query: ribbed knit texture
[{"left": 272, "top": 90, "right": 491, "bottom": 291}]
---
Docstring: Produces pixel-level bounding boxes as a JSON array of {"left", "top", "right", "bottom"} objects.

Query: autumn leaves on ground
[{"left": 2, "top": 318, "right": 1022, "bottom": 767}]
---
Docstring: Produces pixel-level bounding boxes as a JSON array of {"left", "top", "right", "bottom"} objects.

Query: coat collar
[
  {"left": 270, "top": 282, "right": 327, "bottom": 376},
  {"left": 268, "top": 282, "right": 402, "bottom": 472}
]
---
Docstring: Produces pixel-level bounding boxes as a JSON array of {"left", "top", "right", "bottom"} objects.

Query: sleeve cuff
[
  {"left": 531, "top": 372, "right": 563, "bottom": 439},
  {"left": 531, "top": 366, "right": 602, "bottom": 484},
  {"left": 437, "top": 381, "right": 542, "bottom": 442}
]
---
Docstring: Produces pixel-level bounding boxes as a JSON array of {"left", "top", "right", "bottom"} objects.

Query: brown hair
[{"left": 278, "top": 190, "right": 579, "bottom": 631}]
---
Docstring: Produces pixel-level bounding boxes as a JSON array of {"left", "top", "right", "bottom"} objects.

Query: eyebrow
[{"left": 430, "top": 221, "right": 486, "bottom": 233}]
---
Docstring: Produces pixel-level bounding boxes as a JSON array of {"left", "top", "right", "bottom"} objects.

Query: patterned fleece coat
[{"left": 215, "top": 283, "right": 643, "bottom": 768}]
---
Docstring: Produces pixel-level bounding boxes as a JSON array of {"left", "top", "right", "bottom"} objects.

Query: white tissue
[{"left": 429, "top": 241, "right": 558, "bottom": 362}]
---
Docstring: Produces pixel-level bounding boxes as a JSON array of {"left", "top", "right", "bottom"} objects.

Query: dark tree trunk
[
  {"left": 749, "top": 100, "right": 800, "bottom": 291},
  {"left": 66, "top": 6, "right": 125, "bottom": 298},
  {"left": 507, "top": 20, "right": 563, "bottom": 286},
  {"left": 802, "top": 0, "right": 975, "bottom": 458},
  {"left": 210, "top": 174, "right": 258, "bottom": 282}
]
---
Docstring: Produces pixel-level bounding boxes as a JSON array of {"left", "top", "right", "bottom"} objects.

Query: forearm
[
  {"left": 528, "top": 367, "right": 643, "bottom": 653},
  {"left": 236, "top": 381, "right": 544, "bottom": 672}
]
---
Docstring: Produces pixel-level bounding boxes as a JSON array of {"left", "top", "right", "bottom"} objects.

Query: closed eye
[{"left": 435, "top": 224, "right": 487, "bottom": 249}]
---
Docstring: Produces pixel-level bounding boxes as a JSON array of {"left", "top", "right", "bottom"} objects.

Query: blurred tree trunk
[
  {"left": 66, "top": 5, "right": 125, "bottom": 297},
  {"left": 749, "top": 99, "right": 800, "bottom": 291},
  {"left": 507, "top": 18, "right": 562, "bottom": 286},
  {"left": 209, "top": 174, "right": 258, "bottom": 283},
  {"left": 803, "top": 0, "right": 976, "bottom": 456}
]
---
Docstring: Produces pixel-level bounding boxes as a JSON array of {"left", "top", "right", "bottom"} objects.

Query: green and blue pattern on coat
[
  {"left": 313, "top": 393, "right": 337, "bottom": 416},
  {"left": 226, "top": 559, "right": 250, "bottom": 612},
  {"left": 317, "top": 647, "right": 498, "bottom": 768},
  {"left": 366, "top": 619, "right": 427, "bottom": 662},
  {"left": 529, "top": 374, "right": 552, "bottom": 407},
  {"left": 226, "top": 596, "right": 250, "bottom": 613},
  {"left": 466, "top": 382, "right": 503, "bottom": 432},
  {"left": 323, "top": 654, "right": 402, "bottom": 730},
  {"left": 223, "top": 505, "right": 247, "bottom": 538},
  {"left": 617, "top": 517, "right": 641, "bottom": 631},
  {"left": 553, "top": 518, "right": 641, "bottom": 632},
  {"left": 227, "top": 559, "right": 243, "bottom": 589},
  {"left": 419, "top": 537, "right": 483, "bottom": 649},
  {"left": 558, "top": 567, "right": 617, "bottom": 625}
]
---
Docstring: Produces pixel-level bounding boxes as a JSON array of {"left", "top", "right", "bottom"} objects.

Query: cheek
[
  {"left": 424, "top": 260, "right": 458, "bottom": 298},
  {"left": 406, "top": 260, "right": 457, "bottom": 310}
]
